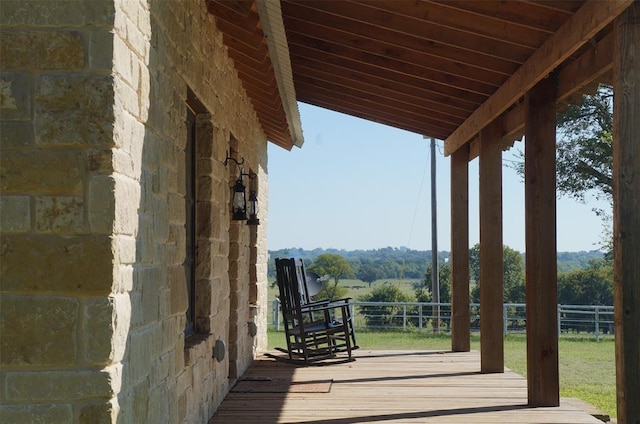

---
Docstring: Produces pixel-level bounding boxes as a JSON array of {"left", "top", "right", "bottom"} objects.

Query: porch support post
[
  {"left": 479, "top": 124, "right": 504, "bottom": 373},
  {"left": 524, "top": 76, "right": 559, "bottom": 406},
  {"left": 613, "top": 2, "right": 640, "bottom": 422},
  {"left": 451, "top": 144, "right": 470, "bottom": 352}
]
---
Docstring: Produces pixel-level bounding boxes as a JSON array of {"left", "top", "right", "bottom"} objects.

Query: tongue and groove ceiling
[{"left": 206, "top": 0, "right": 629, "bottom": 155}]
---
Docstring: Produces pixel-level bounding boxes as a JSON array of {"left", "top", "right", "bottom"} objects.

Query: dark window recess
[{"left": 184, "top": 107, "right": 197, "bottom": 335}]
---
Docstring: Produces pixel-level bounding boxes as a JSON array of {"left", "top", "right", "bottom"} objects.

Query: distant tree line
[
  {"left": 269, "top": 246, "right": 443, "bottom": 281},
  {"left": 268, "top": 246, "right": 605, "bottom": 291}
]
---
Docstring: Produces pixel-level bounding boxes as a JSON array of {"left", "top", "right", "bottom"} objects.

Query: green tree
[
  {"left": 356, "top": 260, "right": 380, "bottom": 288},
  {"left": 415, "top": 262, "right": 451, "bottom": 303},
  {"left": 514, "top": 85, "right": 614, "bottom": 254},
  {"left": 556, "top": 86, "right": 613, "bottom": 205},
  {"left": 307, "top": 253, "right": 354, "bottom": 301},
  {"left": 357, "top": 282, "right": 413, "bottom": 328},
  {"left": 470, "top": 244, "right": 525, "bottom": 303},
  {"left": 558, "top": 259, "right": 613, "bottom": 305}
]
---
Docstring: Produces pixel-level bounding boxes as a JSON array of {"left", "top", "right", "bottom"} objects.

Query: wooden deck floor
[{"left": 209, "top": 349, "right": 603, "bottom": 424}]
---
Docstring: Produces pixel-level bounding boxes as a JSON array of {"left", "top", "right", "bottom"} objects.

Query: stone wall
[{"left": 0, "top": 1, "right": 269, "bottom": 423}]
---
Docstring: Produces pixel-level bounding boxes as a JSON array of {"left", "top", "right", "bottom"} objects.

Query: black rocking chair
[{"left": 274, "top": 258, "right": 357, "bottom": 364}]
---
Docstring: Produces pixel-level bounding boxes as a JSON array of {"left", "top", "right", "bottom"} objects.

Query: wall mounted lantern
[
  {"left": 225, "top": 152, "right": 259, "bottom": 225},
  {"left": 246, "top": 190, "right": 260, "bottom": 226}
]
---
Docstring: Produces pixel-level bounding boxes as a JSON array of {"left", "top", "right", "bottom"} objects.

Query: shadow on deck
[{"left": 209, "top": 350, "right": 604, "bottom": 424}]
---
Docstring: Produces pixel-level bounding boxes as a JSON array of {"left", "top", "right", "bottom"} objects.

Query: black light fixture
[
  {"left": 225, "top": 151, "right": 259, "bottom": 225},
  {"left": 247, "top": 190, "right": 260, "bottom": 226},
  {"left": 231, "top": 177, "right": 247, "bottom": 221}
]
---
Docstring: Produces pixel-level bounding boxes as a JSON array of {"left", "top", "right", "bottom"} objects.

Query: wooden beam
[
  {"left": 525, "top": 76, "right": 559, "bottom": 407},
  {"left": 444, "top": 0, "right": 634, "bottom": 156},
  {"left": 467, "top": 31, "right": 615, "bottom": 161},
  {"left": 613, "top": 3, "right": 640, "bottom": 422},
  {"left": 451, "top": 144, "right": 470, "bottom": 353},
  {"left": 479, "top": 123, "right": 504, "bottom": 373}
]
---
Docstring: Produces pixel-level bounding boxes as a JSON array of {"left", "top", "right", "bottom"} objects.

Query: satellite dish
[{"left": 305, "top": 271, "right": 325, "bottom": 297}]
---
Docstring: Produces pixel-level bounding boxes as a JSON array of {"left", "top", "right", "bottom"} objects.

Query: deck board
[{"left": 209, "top": 350, "right": 602, "bottom": 423}]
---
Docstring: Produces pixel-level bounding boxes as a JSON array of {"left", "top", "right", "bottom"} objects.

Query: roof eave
[{"left": 256, "top": 0, "right": 304, "bottom": 149}]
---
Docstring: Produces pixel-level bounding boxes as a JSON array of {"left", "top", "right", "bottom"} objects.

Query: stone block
[
  {"left": 169, "top": 266, "right": 188, "bottom": 316},
  {"left": 195, "top": 243, "right": 212, "bottom": 279},
  {"left": 79, "top": 400, "right": 114, "bottom": 424},
  {"left": 136, "top": 215, "right": 154, "bottom": 264},
  {"left": 128, "top": 291, "right": 143, "bottom": 328},
  {"left": 0, "top": 31, "right": 84, "bottom": 70},
  {"left": 5, "top": 368, "right": 114, "bottom": 401},
  {"left": 0, "top": 234, "right": 113, "bottom": 294},
  {"left": 35, "top": 195, "right": 85, "bottom": 234},
  {"left": 0, "top": 149, "right": 84, "bottom": 195},
  {"left": 114, "top": 264, "right": 134, "bottom": 294},
  {"left": 0, "top": 195, "right": 31, "bottom": 232},
  {"left": 151, "top": 197, "right": 170, "bottom": 242},
  {"left": 195, "top": 279, "right": 212, "bottom": 318},
  {"left": 35, "top": 74, "right": 114, "bottom": 146},
  {"left": 127, "top": 326, "right": 161, "bottom": 384},
  {"left": 112, "top": 34, "right": 134, "bottom": 89},
  {"left": 161, "top": 316, "right": 180, "bottom": 353},
  {"left": 0, "top": 1, "right": 115, "bottom": 27},
  {"left": 87, "top": 175, "right": 115, "bottom": 234},
  {"left": 0, "top": 404, "right": 73, "bottom": 424},
  {"left": 88, "top": 149, "right": 114, "bottom": 174},
  {"left": 109, "top": 294, "right": 131, "bottom": 364},
  {"left": 146, "top": 384, "right": 169, "bottom": 424},
  {"left": 112, "top": 235, "right": 136, "bottom": 266},
  {"left": 0, "top": 121, "right": 35, "bottom": 148},
  {"left": 149, "top": 350, "right": 172, "bottom": 387},
  {"left": 141, "top": 276, "right": 159, "bottom": 324},
  {"left": 89, "top": 30, "right": 114, "bottom": 71},
  {"left": 113, "top": 174, "right": 142, "bottom": 237},
  {"left": 167, "top": 266, "right": 189, "bottom": 315},
  {"left": 82, "top": 297, "right": 114, "bottom": 365},
  {"left": 113, "top": 72, "right": 139, "bottom": 119},
  {"left": 0, "top": 295, "right": 78, "bottom": 366},
  {"left": 131, "top": 379, "right": 150, "bottom": 423},
  {"left": 0, "top": 73, "right": 31, "bottom": 120}
]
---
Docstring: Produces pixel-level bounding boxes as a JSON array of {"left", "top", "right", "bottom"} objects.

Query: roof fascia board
[
  {"left": 444, "top": 0, "right": 633, "bottom": 156},
  {"left": 255, "top": 0, "right": 304, "bottom": 149}
]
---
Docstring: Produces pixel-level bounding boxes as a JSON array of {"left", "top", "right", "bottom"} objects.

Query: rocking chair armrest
[
  {"left": 301, "top": 302, "right": 350, "bottom": 315},
  {"left": 301, "top": 299, "right": 331, "bottom": 308},
  {"left": 303, "top": 298, "right": 351, "bottom": 308},
  {"left": 326, "top": 297, "right": 352, "bottom": 304}
]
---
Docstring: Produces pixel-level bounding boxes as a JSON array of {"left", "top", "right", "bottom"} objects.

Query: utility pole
[{"left": 430, "top": 137, "right": 440, "bottom": 333}]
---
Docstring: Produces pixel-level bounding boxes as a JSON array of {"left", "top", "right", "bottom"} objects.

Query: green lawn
[{"left": 266, "top": 329, "right": 617, "bottom": 418}]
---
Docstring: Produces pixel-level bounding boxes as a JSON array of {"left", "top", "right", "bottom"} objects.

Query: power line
[{"left": 406, "top": 143, "right": 430, "bottom": 248}]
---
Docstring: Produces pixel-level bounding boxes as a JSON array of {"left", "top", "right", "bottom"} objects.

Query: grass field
[{"left": 266, "top": 329, "right": 617, "bottom": 418}]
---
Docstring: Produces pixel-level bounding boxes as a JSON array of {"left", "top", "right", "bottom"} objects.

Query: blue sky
[{"left": 267, "top": 103, "right": 610, "bottom": 253}]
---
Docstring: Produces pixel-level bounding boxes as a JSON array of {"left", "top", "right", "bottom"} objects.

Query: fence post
[
  {"left": 403, "top": 304, "right": 407, "bottom": 330},
  {"left": 595, "top": 308, "right": 600, "bottom": 342},
  {"left": 503, "top": 304, "right": 508, "bottom": 336},
  {"left": 273, "top": 299, "right": 280, "bottom": 331},
  {"left": 418, "top": 304, "right": 423, "bottom": 330},
  {"left": 557, "top": 305, "right": 561, "bottom": 336}
]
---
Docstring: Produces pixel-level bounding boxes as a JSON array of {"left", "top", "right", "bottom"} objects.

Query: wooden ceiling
[{"left": 207, "top": 0, "right": 628, "bottom": 154}]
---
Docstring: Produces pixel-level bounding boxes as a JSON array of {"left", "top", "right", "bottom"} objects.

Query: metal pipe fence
[{"left": 271, "top": 300, "right": 614, "bottom": 340}]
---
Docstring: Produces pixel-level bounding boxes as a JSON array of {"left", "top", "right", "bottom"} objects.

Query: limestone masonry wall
[{"left": 1, "top": 1, "right": 269, "bottom": 423}]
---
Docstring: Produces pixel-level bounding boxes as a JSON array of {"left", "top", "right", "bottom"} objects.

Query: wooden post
[
  {"left": 479, "top": 124, "right": 504, "bottom": 373},
  {"left": 613, "top": 3, "right": 640, "bottom": 422},
  {"left": 451, "top": 144, "right": 470, "bottom": 352},
  {"left": 525, "top": 76, "right": 559, "bottom": 407}
]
